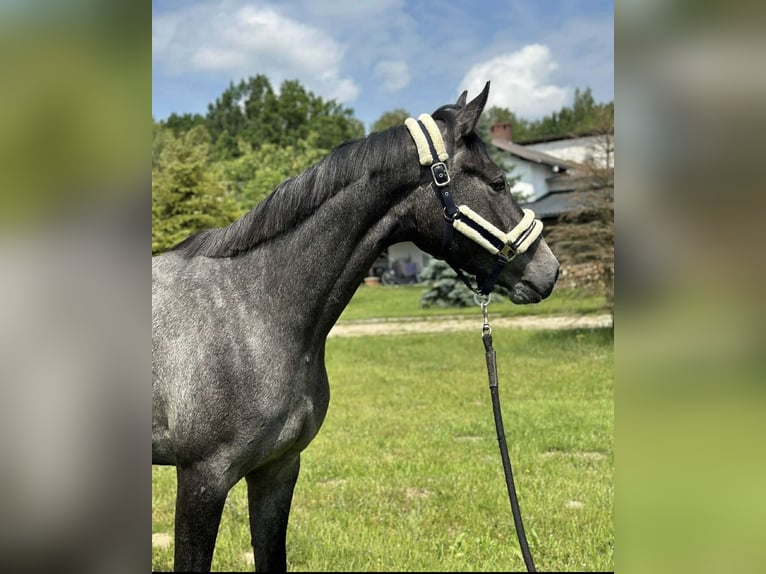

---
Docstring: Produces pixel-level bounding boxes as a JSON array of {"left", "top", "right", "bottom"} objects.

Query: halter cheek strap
[{"left": 405, "top": 114, "right": 544, "bottom": 295}]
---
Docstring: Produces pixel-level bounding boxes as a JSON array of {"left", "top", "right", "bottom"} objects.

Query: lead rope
[{"left": 477, "top": 294, "right": 537, "bottom": 572}]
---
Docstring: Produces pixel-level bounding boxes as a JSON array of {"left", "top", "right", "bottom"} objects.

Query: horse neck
[{"left": 236, "top": 132, "right": 422, "bottom": 342}]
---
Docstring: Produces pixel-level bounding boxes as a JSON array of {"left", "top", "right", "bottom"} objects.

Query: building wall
[
  {"left": 526, "top": 136, "right": 614, "bottom": 168},
  {"left": 509, "top": 161, "right": 553, "bottom": 201}
]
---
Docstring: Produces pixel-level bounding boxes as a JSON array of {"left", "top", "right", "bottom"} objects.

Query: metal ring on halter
[
  {"left": 443, "top": 207, "right": 456, "bottom": 222},
  {"left": 473, "top": 292, "right": 491, "bottom": 307}
]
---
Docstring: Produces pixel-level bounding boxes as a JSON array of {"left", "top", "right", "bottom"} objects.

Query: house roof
[
  {"left": 513, "top": 129, "right": 613, "bottom": 146},
  {"left": 490, "top": 138, "right": 583, "bottom": 172},
  {"left": 521, "top": 190, "right": 585, "bottom": 219}
]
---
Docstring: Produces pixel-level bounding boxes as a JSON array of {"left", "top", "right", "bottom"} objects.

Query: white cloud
[
  {"left": 152, "top": 2, "right": 359, "bottom": 103},
  {"left": 191, "top": 47, "right": 248, "bottom": 71},
  {"left": 374, "top": 60, "right": 410, "bottom": 92},
  {"left": 327, "top": 78, "right": 360, "bottom": 103},
  {"left": 459, "top": 45, "right": 572, "bottom": 119}
]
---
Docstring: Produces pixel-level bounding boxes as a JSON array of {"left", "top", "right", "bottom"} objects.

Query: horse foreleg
[
  {"left": 173, "top": 465, "right": 230, "bottom": 572},
  {"left": 245, "top": 455, "right": 301, "bottom": 572}
]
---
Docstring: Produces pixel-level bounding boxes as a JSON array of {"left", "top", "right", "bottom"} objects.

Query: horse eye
[{"left": 491, "top": 179, "right": 506, "bottom": 192}]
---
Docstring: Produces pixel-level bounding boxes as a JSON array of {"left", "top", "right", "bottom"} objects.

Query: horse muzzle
[{"left": 508, "top": 246, "right": 560, "bottom": 304}]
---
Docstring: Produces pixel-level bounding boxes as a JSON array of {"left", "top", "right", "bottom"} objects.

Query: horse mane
[{"left": 168, "top": 124, "right": 418, "bottom": 258}]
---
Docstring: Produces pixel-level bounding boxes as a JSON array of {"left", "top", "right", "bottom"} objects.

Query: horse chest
[
  {"left": 276, "top": 363, "right": 330, "bottom": 451},
  {"left": 232, "top": 359, "right": 329, "bottom": 461}
]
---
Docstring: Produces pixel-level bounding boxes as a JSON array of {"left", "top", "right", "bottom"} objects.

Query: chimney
[{"left": 490, "top": 122, "right": 512, "bottom": 142}]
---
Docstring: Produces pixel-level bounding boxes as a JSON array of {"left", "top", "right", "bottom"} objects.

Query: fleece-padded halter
[
  {"left": 405, "top": 114, "right": 449, "bottom": 165},
  {"left": 405, "top": 113, "right": 544, "bottom": 295},
  {"left": 453, "top": 205, "right": 543, "bottom": 260}
]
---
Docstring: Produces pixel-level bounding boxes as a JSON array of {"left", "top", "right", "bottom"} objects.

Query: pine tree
[{"left": 419, "top": 259, "right": 511, "bottom": 308}]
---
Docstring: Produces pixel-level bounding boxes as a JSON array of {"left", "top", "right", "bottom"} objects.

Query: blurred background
[
  {"left": 617, "top": 1, "right": 766, "bottom": 573},
  {"left": 0, "top": 1, "right": 148, "bottom": 573},
  {"left": 1, "top": 0, "right": 765, "bottom": 572}
]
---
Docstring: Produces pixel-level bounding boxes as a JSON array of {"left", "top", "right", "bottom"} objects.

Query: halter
[{"left": 405, "top": 114, "right": 544, "bottom": 296}]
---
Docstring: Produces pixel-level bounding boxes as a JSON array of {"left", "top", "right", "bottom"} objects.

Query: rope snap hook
[{"left": 474, "top": 292, "right": 492, "bottom": 335}]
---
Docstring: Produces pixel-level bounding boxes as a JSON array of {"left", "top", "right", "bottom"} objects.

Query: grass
[
  {"left": 337, "top": 284, "right": 608, "bottom": 322},
  {"left": 152, "top": 320, "right": 614, "bottom": 572}
]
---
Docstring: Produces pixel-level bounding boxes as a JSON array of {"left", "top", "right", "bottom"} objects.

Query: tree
[
  {"left": 522, "top": 87, "right": 613, "bottom": 141},
  {"left": 204, "top": 75, "right": 364, "bottom": 159},
  {"left": 215, "top": 131, "right": 329, "bottom": 208},
  {"left": 586, "top": 104, "right": 614, "bottom": 168},
  {"left": 480, "top": 87, "right": 613, "bottom": 144},
  {"left": 152, "top": 117, "right": 172, "bottom": 170},
  {"left": 152, "top": 126, "right": 240, "bottom": 254},
  {"left": 305, "top": 97, "right": 364, "bottom": 151},
  {"left": 205, "top": 78, "right": 257, "bottom": 159},
  {"left": 240, "top": 74, "right": 281, "bottom": 146},
  {"left": 163, "top": 112, "right": 205, "bottom": 137},
  {"left": 370, "top": 108, "right": 410, "bottom": 133}
]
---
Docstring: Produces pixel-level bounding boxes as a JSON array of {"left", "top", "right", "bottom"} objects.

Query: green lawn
[
  {"left": 337, "top": 284, "right": 608, "bottom": 322},
  {"left": 152, "top": 323, "right": 614, "bottom": 572}
]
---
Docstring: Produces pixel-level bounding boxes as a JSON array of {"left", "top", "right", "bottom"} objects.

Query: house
[
  {"left": 518, "top": 130, "right": 614, "bottom": 170},
  {"left": 490, "top": 123, "right": 613, "bottom": 291},
  {"left": 488, "top": 122, "right": 615, "bottom": 222},
  {"left": 489, "top": 122, "right": 585, "bottom": 203}
]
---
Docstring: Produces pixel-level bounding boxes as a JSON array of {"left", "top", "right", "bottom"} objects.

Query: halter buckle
[
  {"left": 498, "top": 243, "right": 518, "bottom": 261},
  {"left": 431, "top": 162, "right": 451, "bottom": 187}
]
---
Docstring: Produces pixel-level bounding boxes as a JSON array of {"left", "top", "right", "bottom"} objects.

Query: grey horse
[{"left": 152, "top": 83, "right": 559, "bottom": 571}]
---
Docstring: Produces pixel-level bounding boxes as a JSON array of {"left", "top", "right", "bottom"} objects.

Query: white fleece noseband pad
[{"left": 453, "top": 206, "right": 543, "bottom": 259}]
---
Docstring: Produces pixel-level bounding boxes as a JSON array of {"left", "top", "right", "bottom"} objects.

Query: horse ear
[
  {"left": 456, "top": 81, "right": 490, "bottom": 137},
  {"left": 455, "top": 90, "right": 468, "bottom": 108}
]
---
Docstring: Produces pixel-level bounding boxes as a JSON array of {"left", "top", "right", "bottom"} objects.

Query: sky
[{"left": 152, "top": 0, "right": 613, "bottom": 131}]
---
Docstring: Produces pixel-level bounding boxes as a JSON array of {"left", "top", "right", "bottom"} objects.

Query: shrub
[{"left": 419, "top": 259, "right": 511, "bottom": 308}]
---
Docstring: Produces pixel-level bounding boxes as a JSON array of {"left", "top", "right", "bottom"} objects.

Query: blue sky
[{"left": 153, "top": 0, "right": 613, "bottom": 131}]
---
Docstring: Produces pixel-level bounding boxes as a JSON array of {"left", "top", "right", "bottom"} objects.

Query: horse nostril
[{"left": 554, "top": 266, "right": 560, "bottom": 283}]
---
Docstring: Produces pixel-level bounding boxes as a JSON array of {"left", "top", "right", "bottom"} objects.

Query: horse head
[{"left": 406, "top": 82, "right": 560, "bottom": 304}]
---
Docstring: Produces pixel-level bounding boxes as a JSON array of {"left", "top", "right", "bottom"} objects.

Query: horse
[{"left": 152, "top": 82, "right": 560, "bottom": 572}]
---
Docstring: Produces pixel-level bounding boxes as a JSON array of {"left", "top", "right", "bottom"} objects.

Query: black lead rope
[{"left": 478, "top": 296, "right": 537, "bottom": 573}]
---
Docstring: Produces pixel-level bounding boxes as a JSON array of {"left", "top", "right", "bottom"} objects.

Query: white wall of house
[
  {"left": 526, "top": 136, "right": 614, "bottom": 168},
  {"left": 508, "top": 161, "right": 554, "bottom": 201}
]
